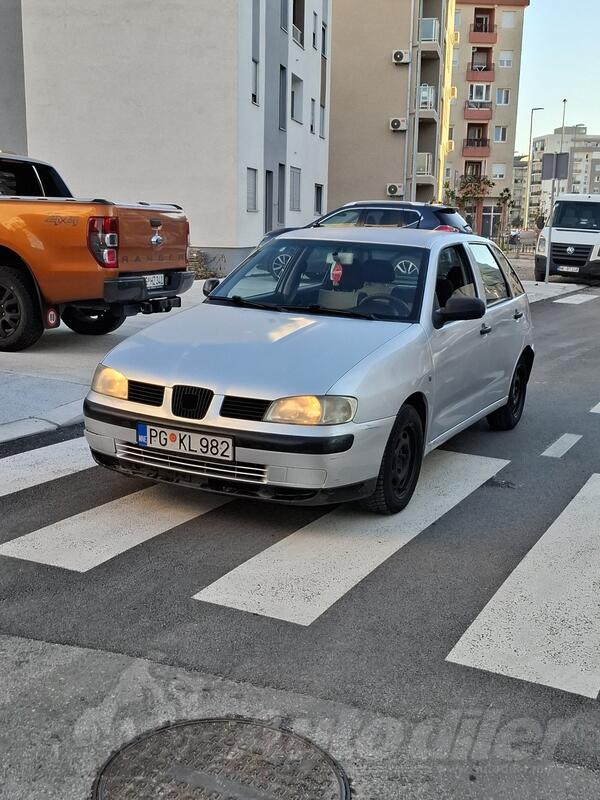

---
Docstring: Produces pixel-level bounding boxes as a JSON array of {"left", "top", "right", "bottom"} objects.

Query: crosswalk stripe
[
  {"left": 0, "top": 437, "right": 94, "bottom": 498},
  {"left": 591, "top": 403, "right": 600, "bottom": 414},
  {"left": 554, "top": 294, "right": 598, "bottom": 305},
  {"left": 446, "top": 474, "right": 600, "bottom": 699},
  {"left": 193, "top": 451, "right": 509, "bottom": 626},
  {"left": 0, "top": 485, "right": 228, "bottom": 572},
  {"left": 541, "top": 433, "right": 582, "bottom": 459}
]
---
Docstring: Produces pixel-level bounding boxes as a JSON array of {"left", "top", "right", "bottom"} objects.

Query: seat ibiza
[{"left": 84, "top": 229, "right": 533, "bottom": 514}]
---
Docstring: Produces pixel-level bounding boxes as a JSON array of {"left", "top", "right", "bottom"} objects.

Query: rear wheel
[
  {"left": 61, "top": 306, "right": 126, "bottom": 336},
  {"left": 361, "top": 404, "right": 424, "bottom": 515},
  {"left": 487, "top": 359, "right": 528, "bottom": 431},
  {"left": 0, "top": 265, "right": 44, "bottom": 352}
]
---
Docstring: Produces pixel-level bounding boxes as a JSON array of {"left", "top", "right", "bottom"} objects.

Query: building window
[
  {"left": 448, "top": 126, "right": 454, "bottom": 141},
  {"left": 496, "top": 88, "right": 510, "bottom": 106},
  {"left": 502, "top": 11, "right": 516, "bottom": 28},
  {"left": 494, "top": 126, "right": 508, "bottom": 143},
  {"left": 452, "top": 50, "right": 459, "bottom": 67},
  {"left": 445, "top": 166, "right": 452, "bottom": 180},
  {"left": 310, "top": 99, "right": 316, "bottom": 133},
  {"left": 251, "top": 60, "right": 259, "bottom": 105},
  {"left": 247, "top": 168, "right": 258, "bottom": 212},
  {"left": 277, "top": 164, "right": 286, "bottom": 224},
  {"left": 281, "top": 0, "right": 288, "bottom": 30},
  {"left": 291, "top": 74, "right": 303, "bottom": 122},
  {"left": 469, "top": 83, "right": 491, "bottom": 102},
  {"left": 292, "top": 0, "right": 305, "bottom": 46},
  {"left": 313, "top": 11, "right": 318, "bottom": 48},
  {"left": 454, "top": 9, "right": 461, "bottom": 28},
  {"left": 499, "top": 50, "right": 513, "bottom": 68},
  {"left": 314, "top": 184, "right": 323, "bottom": 215},
  {"left": 319, "top": 104, "right": 326, "bottom": 138},
  {"left": 492, "top": 163, "right": 506, "bottom": 179},
  {"left": 290, "top": 167, "right": 301, "bottom": 211},
  {"left": 321, "top": 21, "right": 328, "bottom": 56},
  {"left": 279, "top": 66, "right": 287, "bottom": 130}
]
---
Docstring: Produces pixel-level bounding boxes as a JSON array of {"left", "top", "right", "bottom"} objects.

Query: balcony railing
[
  {"left": 464, "top": 138, "right": 490, "bottom": 148},
  {"left": 470, "top": 23, "right": 497, "bottom": 34},
  {"left": 420, "top": 18, "right": 440, "bottom": 43},
  {"left": 465, "top": 100, "right": 492, "bottom": 110},
  {"left": 462, "top": 171, "right": 483, "bottom": 180},
  {"left": 468, "top": 62, "right": 495, "bottom": 72},
  {"left": 292, "top": 24, "right": 304, "bottom": 46},
  {"left": 416, "top": 152, "right": 434, "bottom": 176},
  {"left": 419, "top": 84, "right": 437, "bottom": 110}
]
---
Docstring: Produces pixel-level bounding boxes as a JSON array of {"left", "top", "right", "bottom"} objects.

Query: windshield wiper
[
  {"left": 280, "top": 304, "right": 377, "bottom": 320},
  {"left": 210, "top": 295, "right": 284, "bottom": 312}
]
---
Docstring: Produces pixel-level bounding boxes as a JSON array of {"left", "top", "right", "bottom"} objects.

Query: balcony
[
  {"left": 469, "top": 23, "right": 498, "bottom": 44},
  {"left": 416, "top": 152, "right": 436, "bottom": 184},
  {"left": 464, "top": 100, "right": 493, "bottom": 121},
  {"left": 420, "top": 18, "right": 441, "bottom": 59},
  {"left": 292, "top": 24, "right": 304, "bottom": 47},
  {"left": 463, "top": 137, "right": 491, "bottom": 158},
  {"left": 466, "top": 62, "right": 495, "bottom": 82},
  {"left": 419, "top": 84, "right": 438, "bottom": 122}
]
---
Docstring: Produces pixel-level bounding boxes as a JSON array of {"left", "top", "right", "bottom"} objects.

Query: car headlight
[
  {"left": 91, "top": 365, "right": 128, "bottom": 400},
  {"left": 264, "top": 395, "right": 357, "bottom": 425},
  {"left": 537, "top": 236, "right": 547, "bottom": 254}
]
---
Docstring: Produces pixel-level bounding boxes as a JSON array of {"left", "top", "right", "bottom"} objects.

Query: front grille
[
  {"left": 172, "top": 385, "right": 214, "bottom": 420},
  {"left": 220, "top": 396, "right": 271, "bottom": 421},
  {"left": 127, "top": 380, "right": 165, "bottom": 407},
  {"left": 551, "top": 243, "right": 593, "bottom": 268},
  {"left": 115, "top": 442, "right": 267, "bottom": 484}
]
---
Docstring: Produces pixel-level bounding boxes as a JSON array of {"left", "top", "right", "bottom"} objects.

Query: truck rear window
[
  {"left": 0, "top": 160, "right": 43, "bottom": 196},
  {"left": 552, "top": 201, "right": 600, "bottom": 231}
]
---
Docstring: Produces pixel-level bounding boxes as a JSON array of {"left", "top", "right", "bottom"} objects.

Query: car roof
[
  {"left": 556, "top": 193, "right": 600, "bottom": 203},
  {"left": 276, "top": 226, "right": 489, "bottom": 248},
  {"left": 0, "top": 152, "right": 52, "bottom": 167},
  {"left": 341, "top": 200, "right": 459, "bottom": 212}
]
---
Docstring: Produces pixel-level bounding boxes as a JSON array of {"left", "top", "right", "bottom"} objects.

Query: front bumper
[
  {"left": 103, "top": 270, "right": 195, "bottom": 314},
  {"left": 535, "top": 255, "right": 600, "bottom": 280},
  {"left": 83, "top": 398, "right": 392, "bottom": 506}
]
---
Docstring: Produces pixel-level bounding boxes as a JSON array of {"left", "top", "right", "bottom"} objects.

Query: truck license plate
[
  {"left": 145, "top": 274, "right": 165, "bottom": 289},
  {"left": 558, "top": 266, "right": 579, "bottom": 273},
  {"left": 136, "top": 423, "right": 234, "bottom": 461}
]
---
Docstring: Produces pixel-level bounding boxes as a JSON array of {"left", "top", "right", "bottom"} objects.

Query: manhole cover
[{"left": 92, "top": 717, "right": 351, "bottom": 799}]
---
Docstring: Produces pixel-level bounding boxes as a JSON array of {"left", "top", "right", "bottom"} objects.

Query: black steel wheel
[
  {"left": 487, "top": 359, "right": 528, "bottom": 431},
  {"left": 0, "top": 266, "right": 44, "bottom": 351},
  {"left": 61, "top": 306, "right": 126, "bottom": 336},
  {"left": 361, "top": 404, "right": 424, "bottom": 514}
]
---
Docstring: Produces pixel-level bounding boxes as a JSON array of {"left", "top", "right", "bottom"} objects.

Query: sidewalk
[{"left": 0, "top": 279, "right": 589, "bottom": 445}]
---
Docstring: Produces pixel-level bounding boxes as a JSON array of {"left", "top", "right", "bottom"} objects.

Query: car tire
[
  {"left": 61, "top": 306, "right": 127, "bottom": 335},
  {"left": 0, "top": 265, "right": 44, "bottom": 352},
  {"left": 360, "top": 404, "right": 424, "bottom": 515},
  {"left": 487, "top": 359, "right": 528, "bottom": 431}
]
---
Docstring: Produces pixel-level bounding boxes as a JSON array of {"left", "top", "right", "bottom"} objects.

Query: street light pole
[
  {"left": 524, "top": 106, "right": 543, "bottom": 229},
  {"left": 559, "top": 98, "right": 567, "bottom": 194}
]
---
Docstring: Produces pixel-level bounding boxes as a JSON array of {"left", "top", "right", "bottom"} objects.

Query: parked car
[
  {"left": 84, "top": 228, "right": 533, "bottom": 514},
  {"left": 258, "top": 201, "right": 473, "bottom": 276},
  {"left": 536, "top": 193, "right": 600, "bottom": 282},
  {"left": 0, "top": 154, "right": 193, "bottom": 351}
]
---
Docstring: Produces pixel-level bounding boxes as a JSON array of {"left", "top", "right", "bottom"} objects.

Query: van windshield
[{"left": 552, "top": 201, "right": 600, "bottom": 231}]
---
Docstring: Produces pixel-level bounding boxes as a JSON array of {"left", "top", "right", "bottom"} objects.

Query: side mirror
[
  {"left": 433, "top": 296, "right": 486, "bottom": 329},
  {"left": 203, "top": 278, "right": 220, "bottom": 297}
]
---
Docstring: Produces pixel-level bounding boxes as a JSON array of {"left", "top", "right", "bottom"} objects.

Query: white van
[{"left": 536, "top": 193, "right": 600, "bottom": 282}]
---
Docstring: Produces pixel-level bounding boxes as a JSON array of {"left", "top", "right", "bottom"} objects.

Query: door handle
[
  {"left": 513, "top": 310, "right": 524, "bottom": 320},
  {"left": 480, "top": 323, "right": 493, "bottom": 336}
]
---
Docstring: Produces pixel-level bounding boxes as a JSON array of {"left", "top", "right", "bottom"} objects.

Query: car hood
[{"left": 104, "top": 302, "right": 412, "bottom": 397}]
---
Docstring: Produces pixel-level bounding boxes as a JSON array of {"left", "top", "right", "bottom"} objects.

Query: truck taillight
[{"left": 88, "top": 216, "right": 119, "bottom": 268}]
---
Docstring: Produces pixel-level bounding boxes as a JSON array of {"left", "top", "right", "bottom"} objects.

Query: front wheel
[
  {"left": 0, "top": 266, "right": 44, "bottom": 352},
  {"left": 361, "top": 404, "right": 424, "bottom": 515},
  {"left": 487, "top": 360, "right": 528, "bottom": 431},
  {"left": 61, "top": 306, "right": 126, "bottom": 336}
]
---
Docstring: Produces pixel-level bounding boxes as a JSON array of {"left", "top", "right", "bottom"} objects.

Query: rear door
[{"left": 466, "top": 242, "right": 524, "bottom": 406}]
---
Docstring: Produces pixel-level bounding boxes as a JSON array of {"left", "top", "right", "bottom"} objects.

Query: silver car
[{"left": 84, "top": 229, "right": 533, "bottom": 514}]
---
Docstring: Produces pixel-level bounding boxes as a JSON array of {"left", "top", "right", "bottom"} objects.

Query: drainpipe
[
  {"left": 410, "top": 0, "right": 423, "bottom": 201},
  {"left": 404, "top": 0, "right": 416, "bottom": 199}
]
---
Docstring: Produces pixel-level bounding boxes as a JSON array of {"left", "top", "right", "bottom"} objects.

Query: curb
[{"left": 0, "top": 399, "right": 84, "bottom": 444}]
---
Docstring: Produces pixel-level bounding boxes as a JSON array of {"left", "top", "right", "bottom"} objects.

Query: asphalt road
[{"left": 1, "top": 288, "right": 600, "bottom": 799}]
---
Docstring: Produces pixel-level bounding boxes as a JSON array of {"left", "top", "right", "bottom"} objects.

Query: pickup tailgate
[{"left": 116, "top": 204, "right": 188, "bottom": 273}]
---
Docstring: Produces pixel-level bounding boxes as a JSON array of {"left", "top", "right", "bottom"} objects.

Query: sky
[{"left": 515, "top": 0, "right": 600, "bottom": 154}]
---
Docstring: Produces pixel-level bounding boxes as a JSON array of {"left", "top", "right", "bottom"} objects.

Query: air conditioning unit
[
  {"left": 389, "top": 117, "right": 408, "bottom": 132},
  {"left": 392, "top": 49, "right": 410, "bottom": 65},
  {"left": 450, "top": 86, "right": 458, "bottom": 100},
  {"left": 448, "top": 139, "right": 455, "bottom": 152},
  {"left": 453, "top": 31, "right": 460, "bottom": 45},
  {"left": 386, "top": 183, "right": 404, "bottom": 197}
]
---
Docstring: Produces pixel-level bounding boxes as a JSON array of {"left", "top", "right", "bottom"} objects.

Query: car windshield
[
  {"left": 208, "top": 238, "right": 429, "bottom": 322},
  {"left": 552, "top": 201, "right": 600, "bottom": 231}
]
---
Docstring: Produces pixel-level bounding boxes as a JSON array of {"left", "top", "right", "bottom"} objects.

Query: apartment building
[
  {"left": 0, "top": 0, "right": 330, "bottom": 270},
  {"left": 529, "top": 126, "right": 600, "bottom": 223},
  {"left": 328, "top": 0, "right": 455, "bottom": 209},
  {"left": 512, "top": 155, "right": 528, "bottom": 227},
  {"left": 444, "top": 0, "right": 529, "bottom": 236}
]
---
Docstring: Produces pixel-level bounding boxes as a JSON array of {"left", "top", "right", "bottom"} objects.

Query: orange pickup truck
[{"left": 0, "top": 155, "right": 193, "bottom": 351}]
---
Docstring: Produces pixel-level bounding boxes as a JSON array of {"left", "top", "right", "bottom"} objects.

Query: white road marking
[
  {"left": 541, "top": 434, "right": 582, "bottom": 459},
  {"left": 194, "top": 451, "right": 509, "bottom": 626},
  {"left": 0, "top": 437, "right": 94, "bottom": 498},
  {"left": 0, "top": 485, "right": 227, "bottom": 572},
  {"left": 553, "top": 294, "right": 599, "bottom": 305},
  {"left": 447, "top": 474, "right": 600, "bottom": 699},
  {"left": 590, "top": 403, "right": 600, "bottom": 415}
]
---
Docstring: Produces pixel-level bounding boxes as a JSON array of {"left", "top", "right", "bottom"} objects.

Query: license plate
[
  {"left": 558, "top": 266, "right": 579, "bottom": 273},
  {"left": 136, "top": 423, "right": 234, "bottom": 461},
  {"left": 145, "top": 274, "right": 165, "bottom": 289}
]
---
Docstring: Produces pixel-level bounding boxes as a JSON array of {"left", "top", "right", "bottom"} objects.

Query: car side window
[
  {"left": 0, "top": 160, "right": 42, "bottom": 196},
  {"left": 434, "top": 245, "right": 477, "bottom": 310},
  {"left": 362, "top": 209, "right": 420, "bottom": 228},
  {"left": 318, "top": 209, "right": 362, "bottom": 227},
  {"left": 491, "top": 246, "right": 524, "bottom": 297},
  {"left": 469, "top": 243, "right": 510, "bottom": 305}
]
